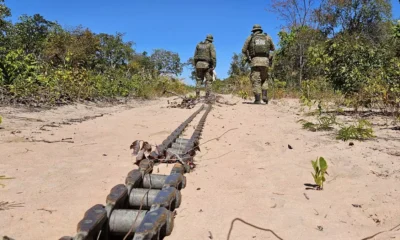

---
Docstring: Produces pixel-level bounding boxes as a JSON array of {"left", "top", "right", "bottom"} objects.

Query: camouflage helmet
[
  {"left": 251, "top": 24, "right": 263, "bottom": 32},
  {"left": 206, "top": 34, "right": 214, "bottom": 42}
]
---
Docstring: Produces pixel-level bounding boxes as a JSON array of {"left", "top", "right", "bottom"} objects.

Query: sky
[{"left": 6, "top": 0, "right": 400, "bottom": 85}]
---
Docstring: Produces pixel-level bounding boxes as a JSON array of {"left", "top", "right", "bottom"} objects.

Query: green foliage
[
  {"left": 0, "top": 48, "right": 39, "bottom": 85},
  {"left": 311, "top": 157, "right": 328, "bottom": 190},
  {"left": 298, "top": 114, "right": 337, "bottom": 132},
  {"left": 238, "top": 90, "right": 249, "bottom": 100},
  {"left": 325, "top": 36, "right": 383, "bottom": 93},
  {"left": 211, "top": 79, "right": 229, "bottom": 94},
  {"left": 150, "top": 49, "right": 183, "bottom": 76},
  {"left": 11, "top": 14, "right": 56, "bottom": 56},
  {"left": 315, "top": 0, "right": 392, "bottom": 41},
  {"left": 337, "top": 119, "right": 376, "bottom": 141},
  {"left": 0, "top": 1, "right": 189, "bottom": 106},
  {"left": 0, "top": 0, "right": 11, "bottom": 42},
  {"left": 273, "top": 26, "right": 325, "bottom": 88},
  {"left": 270, "top": 0, "right": 399, "bottom": 122},
  {"left": 228, "top": 53, "right": 250, "bottom": 77},
  {"left": 97, "top": 32, "right": 134, "bottom": 70},
  {"left": 0, "top": 115, "right": 2, "bottom": 124}
]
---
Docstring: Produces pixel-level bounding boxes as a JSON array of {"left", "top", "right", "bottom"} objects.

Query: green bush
[{"left": 337, "top": 119, "right": 376, "bottom": 141}]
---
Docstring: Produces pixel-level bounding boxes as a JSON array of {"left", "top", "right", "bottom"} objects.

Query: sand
[{"left": 0, "top": 95, "right": 399, "bottom": 240}]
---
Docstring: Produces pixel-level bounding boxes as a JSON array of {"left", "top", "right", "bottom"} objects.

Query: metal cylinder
[
  {"left": 175, "top": 189, "right": 182, "bottom": 209},
  {"left": 171, "top": 143, "right": 186, "bottom": 150},
  {"left": 132, "top": 207, "right": 174, "bottom": 240},
  {"left": 170, "top": 164, "right": 185, "bottom": 175},
  {"left": 142, "top": 175, "right": 167, "bottom": 189},
  {"left": 129, "top": 189, "right": 160, "bottom": 209},
  {"left": 175, "top": 138, "right": 189, "bottom": 144},
  {"left": 167, "top": 148, "right": 183, "bottom": 155},
  {"left": 109, "top": 209, "right": 148, "bottom": 235}
]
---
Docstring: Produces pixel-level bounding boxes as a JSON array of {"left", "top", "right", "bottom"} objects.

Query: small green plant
[
  {"left": 238, "top": 90, "right": 249, "bottom": 100},
  {"left": 311, "top": 157, "right": 328, "bottom": 190},
  {"left": 336, "top": 119, "right": 376, "bottom": 141},
  {"left": 298, "top": 114, "right": 337, "bottom": 132},
  {"left": 0, "top": 115, "right": 2, "bottom": 124}
]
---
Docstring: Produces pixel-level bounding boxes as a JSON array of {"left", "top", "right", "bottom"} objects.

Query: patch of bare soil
[{"left": 0, "top": 95, "right": 399, "bottom": 240}]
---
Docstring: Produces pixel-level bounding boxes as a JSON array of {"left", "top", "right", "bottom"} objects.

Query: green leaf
[
  {"left": 311, "top": 160, "right": 318, "bottom": 172},
  {"left": 319, "top": 157, "right": 328, "bottom": 172}
]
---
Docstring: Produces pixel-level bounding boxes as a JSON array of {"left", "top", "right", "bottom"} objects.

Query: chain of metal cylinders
[{"left": 59, "top": 104, "right": 212, "bottom": 240}]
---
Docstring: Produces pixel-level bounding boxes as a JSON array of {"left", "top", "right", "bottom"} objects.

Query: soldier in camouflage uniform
[
  {"left": 193, "top": 34, "right": 217, "bottom": 98},
  {"left": 242, "top": 24, "right": 275, "bottom": 104}
]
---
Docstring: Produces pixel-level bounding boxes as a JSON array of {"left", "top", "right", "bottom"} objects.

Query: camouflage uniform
[
  {"left": 193, "top": 34, "right": 217, "bottom": 98},
  {"left": 242, "top": 24, "right": 275, "bottom": 104}
]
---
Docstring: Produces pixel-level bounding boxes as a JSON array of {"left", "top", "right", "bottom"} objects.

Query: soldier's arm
[
  {"left": 269, "top": 37, "right": 275, "bottom": 51},
  {"left": 193, "top": 45, "right": 198, "bottom": 61},
  {"left": 241, "top": 36, "right": 251, "bottom": 55},
  {"left": 210, "top": 44, "right": 217, "bottom": 68}
]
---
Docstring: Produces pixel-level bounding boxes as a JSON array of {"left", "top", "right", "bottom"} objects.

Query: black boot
[
  {"left": 262, "top": 90, "right": 268, "bottom": 104},
  {"left": 254, "top": 93, "right": 261, "bottom": 104}
]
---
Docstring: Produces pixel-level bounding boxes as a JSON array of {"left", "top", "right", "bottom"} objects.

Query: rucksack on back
[
  {"left": 249, "top": 34, "right": 270, "bottom": 58},
  {"left": 194, "top": 42, "right": 211, "bottom": 62}
]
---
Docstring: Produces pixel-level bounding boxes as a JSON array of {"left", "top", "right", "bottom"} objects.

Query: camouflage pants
[
  {"left": 250, "top": 66, "right": 268, "bottom": 94},
  {"left": 195, "top": 68, "right": 213, "bottom": 94}
]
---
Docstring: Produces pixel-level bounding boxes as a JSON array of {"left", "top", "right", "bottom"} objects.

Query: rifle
[{"left": 246, "top": 50, "right": 252, "bottom": 63}]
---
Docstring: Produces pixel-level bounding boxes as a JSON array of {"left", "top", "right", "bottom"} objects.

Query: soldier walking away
[
  {"left": 193, "top": 34, "right": 217, "bottom": 99},
  {"left": 242, "top": 24, "right": 275, "bottom": 104}
]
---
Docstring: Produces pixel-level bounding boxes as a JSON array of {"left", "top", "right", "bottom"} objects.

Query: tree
[
  {"left": 12, "top": 14, "right": 56, "bottom": 57},
  {"left": 228, "top": 53, "right": 250, "bottom": 77},
  {"left": 0, "top": 0, "right": 11, "bottom": 52},
  {"left": 68, "top": 27, "right": 100, "bottom": 68},
  {"left": 43, "top": 26, "right": 100, "bottom": 68},
  {"left": 97, "top": 32, "right": 135, "bottom": 69},
  {"left": 128, "top": 51, "right": 155, "bottom": 75},
  {"left": 315, "top": 0, "right": 392, "bottom": 41},
  {"left": 274, "top": 26, "right": 325, "bottom": 87},
  {"left": 184, "top": 57, "right": 197, "bottom": 81},
  {"left": 0, "top": 0, "right": 11, "bottom": 38},
  {"left": 150, "top": 49, "right": 183, "bottom": 76},
  {"left": 269, "top": 0, "right": 317, "bottom": 28},
  {"left": 43, "top": 25, "right": 72, "bottom": 65},
  {"left": 269, "top": 0, "right": 323, "bottom": 87}
]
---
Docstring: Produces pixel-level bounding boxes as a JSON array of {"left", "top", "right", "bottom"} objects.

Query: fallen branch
[
  {"left": 163, "top": 89, "right": 187, "bottom": 99},
  {"left": 68, "top": 143, "right": 97, "bottom": 149},
  {"left": 0, "top": 201, "right": 24, "bottom": 211},
  {"left": 37, "top": 208, "right": 56, "bottom": 214},
  {"left": 40, "top": 123, "right": 60, "bottom": 131},
  {"left": 195, "top": 128, "right": 238, "bottom": 149},
  {"left": 9, "top": 116, "right": 44, "bottom": 122},
  {"left": 227, "top": 218, "right": 284, "bottom": 240},
  {"left": 361, "top": 222, "right": 400, "bottom": 240},
  {"left": 202, "top": 151, "right": 233, "bottom": 161},
  {"left": 67, "top": 114, "right": 105, "bottom": 123},
  {"left": 30, "top": 138, "right": 74, "bottom": 144}
]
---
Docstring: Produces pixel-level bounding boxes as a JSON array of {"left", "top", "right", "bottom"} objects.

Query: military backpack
[
  {"left": 249, "top": 34, "right": 270, "bottom": 58},
  {"left": 194, "top": 42, "right": 211, "bottom": 62}
]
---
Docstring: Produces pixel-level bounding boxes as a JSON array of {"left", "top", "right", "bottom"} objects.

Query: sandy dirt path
[{"left": 1, "top": 96, "right": 399, "bottom": 240}]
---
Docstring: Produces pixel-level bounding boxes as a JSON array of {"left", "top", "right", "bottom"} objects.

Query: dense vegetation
[
  {"left": 1, "top": 0, "right": 399, "bottom": 122},
  {"left": 222, "top": 0, "right": 400, "bottom": 120},
  {"left": 0, "top": 0, "right": 189, "bottom": 106}
]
